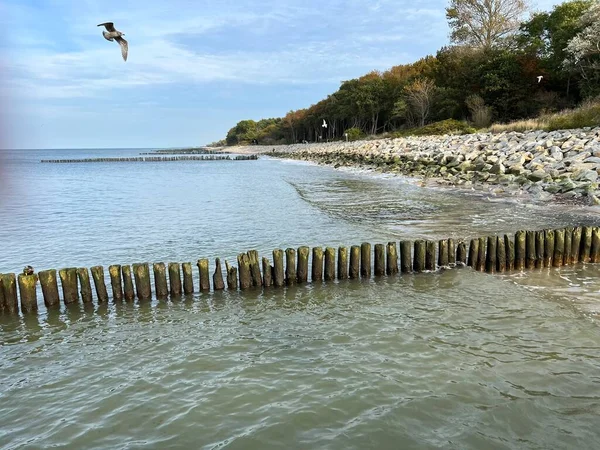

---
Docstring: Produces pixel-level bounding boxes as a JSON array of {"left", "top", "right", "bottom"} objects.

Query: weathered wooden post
[
  {"left": 553, "top": 229, "right": 565, "bottom": 268},
  {"left": 525, "top": 231, "right": 536, "bottom": 269},
  {"left": 109, "top": 265, "right": 123, "bottom": 301},
  {"left": 121, "top": 265, "right": 135, "bottom": 301},
  {"left": 476, "top": 237, "right": 486, "bottom": 272},
  {"left": 497, "top": 236, "right": 506, "bottom": 273},
  {"left": 198, "top": 259, "right": 211, "bottom": 291},
  {"left": 168, "top": 263, "right": 182, "bottom": 296},
  {"left": 297, "top": 247, "right": 310, "bottom": 284},
  {"left": 213, "top": 258, "right": 225, "bottom": 291},
  {"left": 580, "top": 226, "right": 593, "bottom": 263},
  {"left": 91, "top": 266, "right": 109, "bottom": 303},
  {"left": 247, "top": 250, "right": 262, "bottom": 287},
  {"left": 413, "top": 240, "right": 426, "bottom": 272},
  {"left": 182, "top": 263, "right": 194, "bottom": 294},
  {"left": 571, "top": 226, "right": 582, "bottom": 264},
  {"left": 457, "top": 241, "right": 467, "bottom": 265},
  {"left": 467, "top": 239, "right": 479, "bottom": 268},
  {"left": 438, "top": 240, "right": 449, "bottom": 268},
  {"left": 447, "top": 239, "right": 455, "bottom": 266},
  {"left": 312, "top": 247, "right": 324, "bottom": 282},
  {"left": 535, "top": 230, "right": 545, "bottom": 269},
  {"left": 38, "top": 269, "right": 60, "bottom": 308},
  {"left": 77, "top": 268, "right": 93, "bottom": 303},
  {"left": 514, "top": 231, "right": 525, "bottom": 271},
  {"left": 591, "top": 227, "right": 600, "bottom": 264},
  {"left": 237, "top": 253, "right": 252, "bottom": 290},
  {"left": 18, "top": 273, "right": 38, "bottom": 313},
  {"left": 325, "top": 247, "right": 336, "bottom": 281},
  {"left": 349, "top": 246, "right": 360, "bottom": 279},
  {"left": 59, "top": 268, "right": 79, "bottom": 304},
  {"left": 505, "top": 234, "right": 515, "bottom": 271},
  {"left": 386, "top": 242, "right": 398, "bottom": 276},
  {"left": 262, "top": 257, "right": 272, "bottom": 287},
  {"left": 273, "top": 249, "right": 285, "bottom": 287},
  {"left": 0, "top": 277, "right": 5, "bottom": 313},
  {"left": 564, "top": 227, "right": 573, "bottom": 265},
  {"left": 153, "top": 263, "right": 168, "bottom": 299},
  {"left": 225, "top": 261, "right": 238, "bottom": 290},
  {"left": 132, "top": 263, "right": 151, "bottom": 301},
  {"left": 374, "top": 244, "right": 385, "bottom": 277},
  {"left": 1, "top": 274, "right": 18, "bottom": 314},
  {"left": 400, "top": 241, "right": 412, "bottom": 273},
  {"left": 361, "top": 243, "right": 371, "bottom": 278},
  {"left": 338, "top": 246, "right": 349, "bottom": 280},
  {"left": 425, "top": 241, "right": 436, "bottom": 271},
  {"left": 485, "top": 236, "right": 497, "bottom": 273},
  {"left": 544, "top": 230, "right": 555, "bottom": 268},
  {"left": 286, "top": 248, "right": 297, "bottom": 285}
]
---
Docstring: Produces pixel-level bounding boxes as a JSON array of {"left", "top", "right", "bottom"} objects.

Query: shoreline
[{"left": 229, "top": 128, "right": 600, "bottom": 206}]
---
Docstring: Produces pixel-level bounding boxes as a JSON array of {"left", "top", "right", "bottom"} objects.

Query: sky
[{"left": 1, "top": 0, "right": 559, "bottom": 149}]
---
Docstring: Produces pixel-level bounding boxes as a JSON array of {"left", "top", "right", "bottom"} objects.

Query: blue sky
[{"left": 1, "top": 0, "right": 558, "bottom": 149}]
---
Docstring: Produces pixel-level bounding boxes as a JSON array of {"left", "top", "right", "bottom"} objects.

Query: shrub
[
  {"left": 546, "top": 98, "right": 600, "bottom": 130},
  {"left": 466, "top": 94, "right": 493, "bottom": 128},
  {"left": 394, "top": 119, "right": 476, "bottom": 137},
  {"left": 344, "top": 127, "right": 365, "bottom": 141}
]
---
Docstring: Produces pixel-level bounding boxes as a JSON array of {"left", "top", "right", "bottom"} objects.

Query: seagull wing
[
  {"left": 115, "top": 36, "right": 128, "bottom": 61},
  {"left": 98, "top": 22, "right": 116, "bottom": 32}
]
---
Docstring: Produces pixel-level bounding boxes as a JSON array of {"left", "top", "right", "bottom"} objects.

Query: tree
[
  {"left": 404, "top": 79, "right": 437, "bottom": 127},
  {"left": 564, "top": 1, "right": 600, "bottom": 97},
  {"left": 446, "top": 0, "right": 529, "bottom": 48}
]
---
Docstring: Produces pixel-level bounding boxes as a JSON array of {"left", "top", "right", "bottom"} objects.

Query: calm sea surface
[{"left": 1, "top": 148, "right": 600, "bottom": 449}]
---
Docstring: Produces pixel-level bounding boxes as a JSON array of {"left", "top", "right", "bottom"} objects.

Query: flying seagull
[
  {"left": 98, "top": 22, "right": 128, "bottom": 61},
  {"left": 322, "top": 119, "right": 327, "bottom": 128},
  {"left": 536, "top": 75, "right": 543, "bottom": 83}
]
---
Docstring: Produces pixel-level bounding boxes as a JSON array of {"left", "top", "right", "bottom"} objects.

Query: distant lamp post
[{"left": 344, "top": 132, "right": 348, "bottom": 142}]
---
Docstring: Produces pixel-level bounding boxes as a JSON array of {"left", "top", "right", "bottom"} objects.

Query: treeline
[{"left": 224, "top": 0, "right": 600, "bottom": 145}]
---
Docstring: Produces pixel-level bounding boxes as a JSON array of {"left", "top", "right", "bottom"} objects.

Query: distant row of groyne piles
[
  {"left": 40, "top": 155, "right": 258, "bottom": 163},
  {"left": 139, "top": 147, "right": 223, "bottom": 155},
  {"left": 1, "top": 226, "right": 599, "bottom": 316}
]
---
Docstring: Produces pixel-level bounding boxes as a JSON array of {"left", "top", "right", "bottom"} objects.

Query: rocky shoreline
[{"left": 232, "top": 127, "right": 600, "bottom": 204}]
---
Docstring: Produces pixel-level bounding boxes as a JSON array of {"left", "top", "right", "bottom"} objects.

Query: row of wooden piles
[
  {"left": 40, "top": 155, "right": 258, "bottom": 163},
  {"left": 1, "top": 226, "right": 598, "bottom": 316}
]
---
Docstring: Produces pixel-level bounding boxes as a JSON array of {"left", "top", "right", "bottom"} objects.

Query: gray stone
[{"left": 528, "top": 170, "right": 549, "bottom": 182}]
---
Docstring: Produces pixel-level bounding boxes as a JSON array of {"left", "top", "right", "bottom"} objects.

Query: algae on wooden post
[
  {"left": 571, "top": 227, "right": 582, "bottom": 264},
  {"left": 225, "top": 260, "right": 238, "bottom": 290},
  {"left": 247, "top": 250, "right": 263, "bottom": 287},
  {"left": 386, "top": 242, "right": 398, "bottom": 276},
  {"left": 273, "top": 249, "right": 285, "bottom": 287},
  {"left": 496, "top": 236, "right": 506, "bottom": 273},
  {"left": 297, "top": 247, "right": 309, "bottom": 284},
  {"left": 535, "top": 231, "right": 545, "bottom": 269},
  {"left": 374, "top": 244, "right": 385, "bottom": 277},
  {"left": 132, "top": 263, "right": 151, "bottom": 301},
  {"left": 485, "top": 236, "right": 497, "bottom": 273},
  {"left": 400, "top": 241, "right": 412, "bottom": 273},
  {"left": 438, "top": 240, "right": 449, "bottom": 268},
  {"left": 91, "top": 266, "right": 109, "bottom": 303},
  {"left": 468, "top": 239, "right": 478, "bottom": 268},
  {"left": 425, "top": 241, "right": 436, "bottom": 271},
  {"left": 312, "top": 247, "right": 324, "bottom": 282},
  {"left": 338, "top": 247, "right": 349, "bottom": 280},
  {"left": 18, "top": 273, "right": 38, "bottom": 313},
  {"left": 121, "top": 265, "right": 135, "bottom": 301},
  {"left": 109, "top": 265, "right": 123, "bottom": 301},
  {"left": 349, "top": 246, "right": 360, "bottom": 279},
  {"left": 59, "top": 268, "right": 79, "bottom": 304},
  {"left": 580, "top": 226, "right": 593, "bottom": 263},
  {"left": 198, "top": 259, "right": 211, "bottom": 291},
  {"left": 505, "top": 234, "right": 515, "bottom": 271},
  {"left": 0, "top": 277, "right": 5, "bottom": 313},
  {"left": 325, "top": 247, "right": 336, "bottom": 281},
  {"left": 237, "top": 253, "right": 252, "bottom": 290},
  {"left": 262, "top": 257, "right": 272, "bottom": 287},
  {"left": 553, "top": 229, "right": 565, "bottom": 267},
  {"left": 544, "top": 230, "right": 555, "bottom": 268},
  {"left": 515, "top": 231, "right": 526, "bottom": 271},
  {"left": 153, "top": 263, "right": 168, "bottom": 299},
  {"left": 168, "top": 263, "right": 182, "bottom": 296},
  {"left": 285, "top": 248, "right": 297, "bottom": 285},
  {"left": 564, "top": 227, "right": 573, "bottom": 265},
  {"left": 38, "top": 269, "right": 60, "bottom": 308},
  {"left": 182, "top": 263, "right": 194, "bottom": 294},
  {"left": 457, "top": 241, "right": 467, "bottom": 266},
  {"left": 1, "top": 274, "right": 18, "bottom": 314},
  {"left": 413, "top": 240, "right": 426, "bottom": 272},
  {"left": 590, "top": 227, "right": 600, "bottom": 263},
  {"left": 360, "top": 243, "right": 371, "bottom": 278},
  {"left": 476, "top": 237, "right": 486, "bottom": 272},
  {"left": 526, "top": 231, "right": 536, "bottom": 269},
  {"left": 77, "top": 268, "right": 93, "bottom": 303},
  {"left": 213, "top": 258, "right": 225, "bottom": 291}
]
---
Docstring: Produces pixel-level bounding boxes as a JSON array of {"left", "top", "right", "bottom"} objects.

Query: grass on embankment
[{"left": 490, "top": 98, "right": 600, "bottom": 133}]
